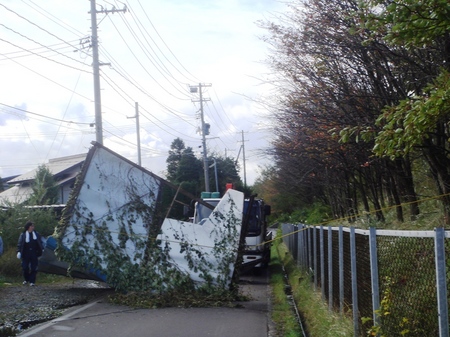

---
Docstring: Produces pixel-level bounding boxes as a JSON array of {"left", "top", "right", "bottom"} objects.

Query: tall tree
[
  {"left": 359, "top": 0, "right": 450, "bottom": 223},
  {"left": 166, "top": 138, "right": 188, "bottom": 183},
  {"left": 164, "top": 139, "right": 203, "bottom": 219},
  {"left": 29, "top": 165, "right": 59, "bottom": 205},
  {"left": 208, "top": 155, "right": 243, "bottom": 194},
  {"left": 260, "top": 0, "right": 423, "bottom": 221}
]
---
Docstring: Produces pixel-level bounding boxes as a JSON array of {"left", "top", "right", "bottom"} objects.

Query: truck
[{"left": 193, "top": 189, "right": 272, "bottom": 274}]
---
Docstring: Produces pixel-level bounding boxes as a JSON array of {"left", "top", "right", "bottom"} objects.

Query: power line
[
  {"left": 0, "top": 3, "right": 84, "bottom": 54},
  {"left": 105, "top": 14, "right": 191, "bottom": 101},
  {"left": 0, "top": 36, "right": 90, "bottom": 73},
  {"left": 0, "top": 39, "right": 80, "bottom": 61},
  {"left": 132, "top": 0, "right": 200, "bottom": 83},
  {"left": 25, "top": 0, "right": 86, "bottom": 37},
  {"left": 111, "top": 6, "right": 192, "bottom": 97},
  {"left": 0, "top": 103, "right": 92, "bottom": 125}
]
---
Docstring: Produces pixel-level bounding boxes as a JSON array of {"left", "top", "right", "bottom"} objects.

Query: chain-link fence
[{"left": 281, "top": 224, "right": 449, "bottom": 337}]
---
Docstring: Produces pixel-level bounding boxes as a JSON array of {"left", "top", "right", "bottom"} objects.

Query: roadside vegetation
[
  {"left": 271, "top": 229, "right": 353, "bottom": 337},
  {"left": 270, "top": 242, "right": 304, "bottom": 337},
  {"left": 0, "top": 205, "right": 60, "bottom": 286}
]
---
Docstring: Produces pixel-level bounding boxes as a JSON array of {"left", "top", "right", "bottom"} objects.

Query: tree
[
  {"left": 208, "top": 155, "right": 243, "bottom": 195},
  {"left": 259, "top": 0, "right": 425, "bottom": 222},
  {"left": 164, "top": 139, "right": 203, "bottom": 219},
  {"left": 28, "top": 165, "right": 59, "bottom": 205},
  {"left": 166, "top": 138, "right": 188, "bottom": 183},
  {"left": 359, "top": 0, "right": 450, "bottom": 223}
]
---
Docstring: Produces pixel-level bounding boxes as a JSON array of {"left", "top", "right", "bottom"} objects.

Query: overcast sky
[{"left": 0, "top": 0, "right": 284, "bottom": 186}]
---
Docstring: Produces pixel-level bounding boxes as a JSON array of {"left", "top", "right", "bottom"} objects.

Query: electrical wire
[
  {"left": 111, "top": 7, "right": 192, "bottom": 98},
  {"left": 132, "top": 0, "right": 200, "bottom": 84},
  {"left": 0, "top": 3, "right": 86, "bottom": 57},
  {"left": 104, "top": 66, "right": 195, "bottom": 123},
  {"left": 25, "top": 0, "right": 86, "bottom": 37},
  {"left": 0, "top": 39, "right": 80, "bottom": 61},
  {"left": 0, "top": 103, "right": 92, "bottom": 125},
  {"left": 100, "top": 69, "right": 198, "bottom": 140},
  {"left": 105, "top": 16, "right": 190, "bottom": 101},
  {"left": 0, "top": 36, "right": 90, "bottom": 73}
]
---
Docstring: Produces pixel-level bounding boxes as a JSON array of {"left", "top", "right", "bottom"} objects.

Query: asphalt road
[{"left": 18, "top": 269, "right": 273, "bottom": 337}]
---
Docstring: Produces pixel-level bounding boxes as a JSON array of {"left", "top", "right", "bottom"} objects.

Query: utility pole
[
  {"left": 237, "top": 131, "right": 248, "bottom": 188},
  {"left": 190, "top": 83, "right": 212, "bottom": 192},
  {"left": 89, "top": 0, "right": 126, "bottom": 144},
  {"left": 127, "top": 102, "right": 141, "bottom": 166},
  {"left": 242, "top": 131, "right": 247, "bottom": 188},
  {"left": 209, "top": 158, "right": 219, "bottom": 192}
]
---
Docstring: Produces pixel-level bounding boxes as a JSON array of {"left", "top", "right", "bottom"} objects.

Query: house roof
[
  {"left": 7, "top": 154, "right": 86, "bottom": 184},
  {"left": 0, "top": 184, "right": 33, "bottom": 205},
  {"left": 0, "top": 153, "right": 86, "bottom": 206}
]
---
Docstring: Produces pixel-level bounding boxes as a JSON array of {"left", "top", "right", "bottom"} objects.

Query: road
[{"left": 18, "top": 269, "right": 273, "bottom": 337}]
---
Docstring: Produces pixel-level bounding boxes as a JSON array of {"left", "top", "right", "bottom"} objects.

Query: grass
[
  {"left": 0, "top": 249, "right": 73, "bottom": 286},
  {"left": 324, "top": 191, "right": 446, "bottom": 231},
  {"left": 272, "top": 234, "right": 354, "bottom": 337},
  {"left": 270, "top": 244, "right": 304, "bottom": 337}
]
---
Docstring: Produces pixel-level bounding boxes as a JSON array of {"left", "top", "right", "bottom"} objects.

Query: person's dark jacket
[{"left": 17, "top": 231, "right": 43, "bottom": 258}]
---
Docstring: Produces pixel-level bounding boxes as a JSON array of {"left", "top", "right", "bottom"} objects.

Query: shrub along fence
[{"left": 281, "top": 223, "right": 449, "bottom": 337}]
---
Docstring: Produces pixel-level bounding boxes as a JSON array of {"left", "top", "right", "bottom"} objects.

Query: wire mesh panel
[
  {"left": 354, "top": 232, "right": 373, "bottom": 332},
  {"left": 377, "top": 235, "right": 438, "bottom": 336},
  {"left": 281, "top": 224, "right": 449, "bottom": 337}
]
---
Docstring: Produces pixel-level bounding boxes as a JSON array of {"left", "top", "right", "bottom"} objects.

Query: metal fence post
[
  {"left": 339, "top": 225, "right": 344, "bottom": 316},
  {"left": 313, "top": 226, "right": 317, "bottom": 291},
  {"left": 369, "top": 227, "right": 380, "bottom": 327},
  {"left": 434, "top": 227, "right": 449, "bottom": 337},
  {"left": 328, "top": 226, "right": 333, "bottom": 311},
  {"left": 291, "top": 224, "right": 295, "bottom": 255},
  {"left": 303, "top": 225, "right": 308, "bottom": 272},
  {"left": 307, "top": 226, "right": 312, "bottom": 273},
  {"left": 293, "top": 224, "right": 298, "bottom": 263},
  {"left": 320, "top": 225, "right": 325, "bottom": 300},
  {"left": 350, "top": 226, "right": 360, "bottom": 337},
  {"left": 297, "top": 224, "right": 301, "bottom": 267}
]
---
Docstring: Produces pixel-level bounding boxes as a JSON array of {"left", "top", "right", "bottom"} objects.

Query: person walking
[{"left": 17, "top": 221, "right": 43, "bottom": 286}]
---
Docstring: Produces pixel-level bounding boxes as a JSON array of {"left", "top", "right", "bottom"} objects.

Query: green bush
[
  {"left": 273, "top": 202, "right": 332, "bottom": 225},
  {"left": 0, "top": 249, "right": 22, "bottom": 280},
  {"left": 0, "top": 205, "right": 59, "bottom": 250}
]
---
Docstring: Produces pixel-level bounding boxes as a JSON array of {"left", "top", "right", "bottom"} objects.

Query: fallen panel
[
  {"left": 158, "top": 189, "right": 244, "bottom": 288},
  {"left": 53, "top": 142, "right": 163, "bottom": 284}
]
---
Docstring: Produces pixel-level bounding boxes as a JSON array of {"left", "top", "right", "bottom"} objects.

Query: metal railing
[{"left": 281, "top": 224, "right": 450, "bottom": 337}]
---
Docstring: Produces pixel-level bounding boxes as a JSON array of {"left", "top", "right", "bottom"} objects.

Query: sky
[{"left": 0, "top": 0, "right": 284, "bottom": 187}]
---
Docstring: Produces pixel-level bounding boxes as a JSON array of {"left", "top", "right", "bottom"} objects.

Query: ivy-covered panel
[
  {"left": 55, "top": 144, "right": 162, "bottom": 289},
  {"left": 158, "top": 189, "right": 243, "bottom": 289}
]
